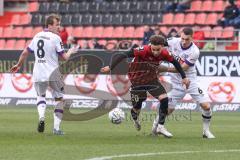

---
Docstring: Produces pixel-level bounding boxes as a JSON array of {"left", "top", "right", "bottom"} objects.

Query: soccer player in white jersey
[
  {"left": 10, "top": 14, "right": 78, "bottom": 135},
  {"left": 152, "top": 28, "right": 215, "bottom": 139}
]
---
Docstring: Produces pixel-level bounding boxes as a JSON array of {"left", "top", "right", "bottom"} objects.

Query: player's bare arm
[
  {"left": 158, "top": 62, "right": 190, "bottom": 89},
  {"left": 170, "top": 59, "right": 190, "bottom": 89},
  {"left": 100, "top": 49, "right": 133, "bottom": 73},
  {"left": 158, "top": 60, "right": 190, "bottom": 73},
  {"left": 60, "top": 45, "right": 79, "bottom": 61},
  {"left": 10, "top": 48, "right": 31, "bottom": 73}
]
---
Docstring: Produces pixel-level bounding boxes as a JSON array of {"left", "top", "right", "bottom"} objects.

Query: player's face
[
  {"left": 49, "top": 19, "right": 61, "bottom": 34},
  {"left": 151, "top": 44, "right": 163, "bottom": 57},
  {"left": 180, "top": 33, "right": 192, "bottom": 48}
]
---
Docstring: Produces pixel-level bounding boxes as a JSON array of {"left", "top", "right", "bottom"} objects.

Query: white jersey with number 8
[{"left": 27, "top": 30, "right": 64, "bottom": 82}]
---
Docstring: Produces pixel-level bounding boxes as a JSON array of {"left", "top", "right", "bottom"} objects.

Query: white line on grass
[{"left": 85, "top": 149, "right": 240, "bottom": 160}]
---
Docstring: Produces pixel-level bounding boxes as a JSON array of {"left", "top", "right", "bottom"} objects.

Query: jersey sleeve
[
  {"left": 27, "top": 40, "right": 34, "bottom": 53},
  {"left": 166, "top": 37, "right": 178, "bottom": 47},
  {"left": 55, "top": 36, "right": 65, "bottom": 56},
  {"left": 161, "top": 49, "right": 174, "bottom": 62},
  {"left": 110, "top": 49, "right": 133, "bottom": 70},
  {"left": 133, "top": 45, "right": 147, "bottom": 58},
  {"left": 184, "top": 48, "right": 200, "bottom": 66}
]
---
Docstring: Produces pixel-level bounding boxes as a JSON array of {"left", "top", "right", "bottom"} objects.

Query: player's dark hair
[
  {"left": 229, "top": 0, "right": 235, "bottom": 5},
  {"left": 45, "top": 14, "right": 60, "bottom": 27},
  {"left": 182, "top": 27, "right": 193, "bottom": 36},
  {"left": 149, "top": 35, "right": 165, "bottom": 46}
]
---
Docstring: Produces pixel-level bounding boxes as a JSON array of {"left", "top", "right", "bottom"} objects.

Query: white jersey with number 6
[
  {"left": 27, "top": 30, "right": 64, "bottom": 82},
  {"left": 166, "top": 37, "right": 208, "bottom": 106}
]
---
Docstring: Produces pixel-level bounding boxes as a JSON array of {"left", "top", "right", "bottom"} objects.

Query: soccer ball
[{"left": 108, "top": 108, "right": 125, "bottom": 124}]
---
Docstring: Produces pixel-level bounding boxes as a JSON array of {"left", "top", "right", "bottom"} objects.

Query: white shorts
[
  {"left": 34, "top": 80, "right": 64, "bottom": 98},
  {"left": 168, "top": 82, "right": 208, "bottom": 108}
]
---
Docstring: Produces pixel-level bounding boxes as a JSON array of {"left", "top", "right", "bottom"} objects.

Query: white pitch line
[{"left": 85, "top": 149, "right": 240, "bottom": 160}]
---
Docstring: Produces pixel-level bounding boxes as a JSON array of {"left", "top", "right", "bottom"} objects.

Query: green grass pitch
[{"left": 0, "top": 106, "right": 239, "bottom": 160}]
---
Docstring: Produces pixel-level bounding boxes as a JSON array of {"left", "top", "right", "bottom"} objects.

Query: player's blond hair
[{"left": 45, "top": 14, "right": 60, "bottom": 27}]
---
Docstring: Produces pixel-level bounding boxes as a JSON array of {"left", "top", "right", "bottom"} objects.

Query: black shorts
[{"left": 130, "top": 80, "right": 166, "bottom": 101}]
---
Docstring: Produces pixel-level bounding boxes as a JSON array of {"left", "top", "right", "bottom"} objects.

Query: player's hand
[
  {"left": 100, "top": 66, "right": 110, "bottom": 73},
  {"left": 69, "top": 45, "right": 80, "bottom": 54},
  {"left": 182, "top": 78, "right": 190, "bottom": 89},
  {"left": 10, "top": 64, "right": 20, "bottom": 73}
]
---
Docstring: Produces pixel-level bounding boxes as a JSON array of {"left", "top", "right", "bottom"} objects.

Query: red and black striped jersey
[{"left": 128, "top": 45, "right": 174, "bottom": 85}]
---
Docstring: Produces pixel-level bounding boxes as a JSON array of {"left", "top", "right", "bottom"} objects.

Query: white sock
[
  {"left": 202, "top": 108, "right": 212, "bottom": 131},
  {"left": 37, "top": 96, "right": 46, "bottom": 121},
  {"left": 53, "top": 111, "right": 63, "bottom": 130},
  {"left": 53, "top": 101, "right": 64, "bottom": 131},
  {"left": 158, "top": 124, "right": 164, "bottom": 128}
]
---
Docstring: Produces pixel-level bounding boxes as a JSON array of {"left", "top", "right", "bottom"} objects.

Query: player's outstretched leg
[
  {"left": 53, "top": 99, "right": 64, "bottom": 135},
  {"left": 201, "top": 103, "right": 215, "bottom": 139},
  {"left": 152, "top": 115, "right": 158, "bottom": 135},
  {"left": 131, "top": 108, "right": 141, "bottom": 131},
  {"left": 152, "top": 96, "right": 173, "bottom": 138},
  {"left": 130, "top": 89, "right": 146, "bottom": 131},
  {"left": 37, "top": 96, "right": 46, "bottom": 133}
]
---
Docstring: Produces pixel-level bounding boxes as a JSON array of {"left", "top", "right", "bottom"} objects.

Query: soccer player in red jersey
[{"left": 101, "top": 35, "right": 190, "bottom": 137}]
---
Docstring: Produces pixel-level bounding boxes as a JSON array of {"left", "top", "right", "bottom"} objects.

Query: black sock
[
  {"left": 131, "top": 108, "right": 138, "bottom": 121},
  {"left": 158, "top": 97, "right": 168, "bottom": 125},
  {"left": 130, "top": 95, "right": 144, "bottom": 121}
]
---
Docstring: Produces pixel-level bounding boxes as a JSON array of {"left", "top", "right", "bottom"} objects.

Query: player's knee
[
  {"left": 200, "top": 102, "right": 210, "bottom": 110},
  {"left": 158, "top": 94, "right": 168, "bottom": 101},
  {"left": 202, "top": 104, "right": 212, "bottom": 119},
  {"left": 132, "top": 98, "right": 145, "bottom": 110},
  {"left": 37, "top": 96, "right": 46, "bottom": 100},
  {"left": 54, "top": 97, "right": 64, "bottom": 109},
  {"left": 168, "top": 108, "right": 175, "bottom": 115},
  {"left": 130, "top": 90, "right": 146, "bottom": 110},
  {"left": 37, "top": 96, "right": 46, "bottom": 106},
  {"left": 55, "top": 100, "right": 64, "bottom": 110},
  {"left": 55, "top": 97, "right": 63, "bottom": 102},
  {"left": 37, "top": 94, "right": 46, "bottom": 97}
]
